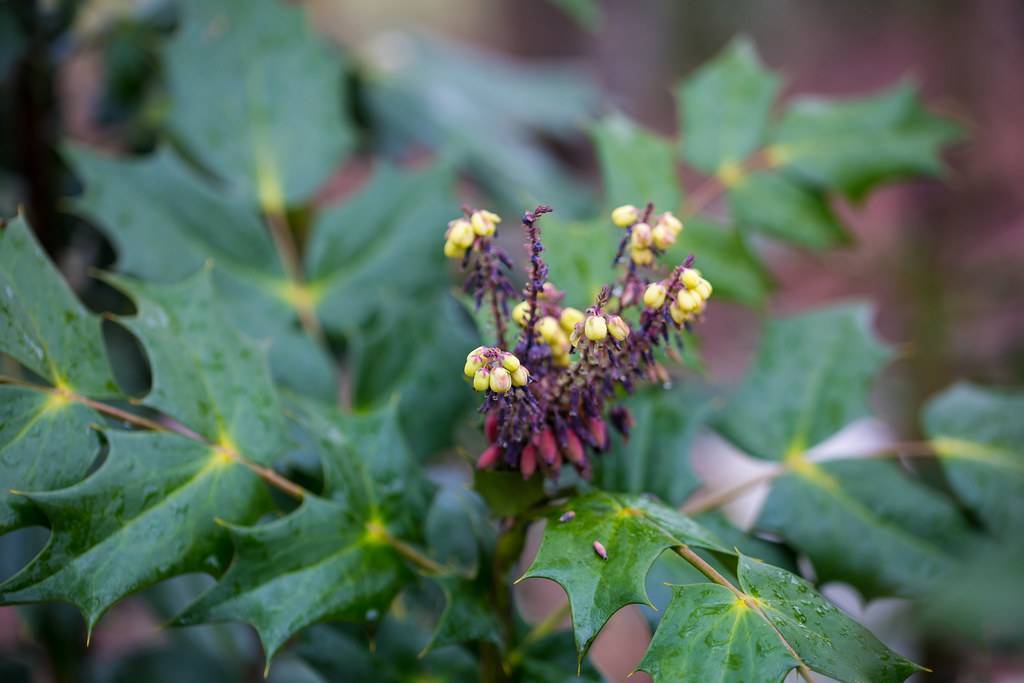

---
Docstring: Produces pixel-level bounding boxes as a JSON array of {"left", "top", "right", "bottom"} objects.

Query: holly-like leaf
[
  {"left": 924, "top": 383, "right": 1024, "bottom": 538},
  {"left": 756, "top": 458, "right": 971, "bottom": 598},
  {"left": 542, "top": 218, "right": 619, "bottom": 308},
  {"left": 677, "top": 37, "right": 780, "bottom": 173},
  {"left": 641, "top": 556, "right": 921, "bottom": 682},
  {"left": 0, "top": 214, "right": 118, "bottom": 396},
  {"left": 592, "top": 114, "right": 682, "bottom": 211},
  {"left": 164, "top": 0, "right": 355, "bottom": 206},
  {"left": 519, "top": 491, "right": 726, "bottom": 657},
  {"left": 176, "top": 399, "right": 432, "bottom": 662},
  {"left": 729, "top": 170, "right": 849, "bottom": 249},
  {"left": 715, "top": 304, "right": 891, "bottom": 460},
  {"left": 770, "top": 82, "right": 961, "bottom": 199},
  {"left": 596, "top": 385, "right": 714, "bottom": 506},
  {"left": 665, "top": 217, "right": 772, "bottom": 308}
]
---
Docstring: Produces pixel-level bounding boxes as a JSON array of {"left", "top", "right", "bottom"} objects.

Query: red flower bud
[
  {"left": 520, "top": 445, "right": 537, "bottom": 479},
  {"left": 588, "top": 417, "right": 607, "bottom": 450},
  {"left": 564, "top": 430, "right": 585, "bottom": 464},
  {"left": 485, "top": 411, "right": 499, "bottom": 443},
  {"left": 535, "top": 428, "right": 558, "bottom": 464},
  {"left": 477, "top": 444, "right": 502, "bottom": 469}
]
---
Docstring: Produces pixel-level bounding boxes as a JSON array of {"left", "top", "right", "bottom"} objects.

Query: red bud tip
[
  {"left": 485, "top": 411, "right": 499, "bottom": 443},
  {"left": 536, "top": 429, "right": 558, "bottom": 464},
  {"left": 593, "top": 540, "right": 608, "bottom": 560},
  {"left": 588, "top": 417, "right": 607, "bottom": 450},
  {"left": 477, "top": 444, "right": 502, "bottom": 469},
  {"left": 564, "top": 430, "right": 585, "bottom": 464},
  {"left": 520, "top": 445, "right": 537, "bottom": 479}
]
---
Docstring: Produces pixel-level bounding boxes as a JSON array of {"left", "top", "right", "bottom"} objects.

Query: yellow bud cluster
[
  {"left": 668, "top": 268, "right": 713, "bottom": 324},
  {"left": 464, "top": 346, "right": 529, "bottom": 393},
  {"left": 643, "top": 282, "right": 667, "bottom": 309},
  {"left": 443, "top": 210, "right": 501, "bottom": 259},
  {"left": 611, "top": 204, "right": 639, "bottom": 227},
  {"left": 579, "top": 313, "right": 630, "bottom": 344},
  {"left": 508, "top": 301, "right": 584, "bottom": 367}
]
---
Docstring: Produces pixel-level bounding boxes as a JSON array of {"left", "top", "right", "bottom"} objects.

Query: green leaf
[
  {"left": 519, "top": 491, "right": 725, "bottom": 657},
  {"left": 177, "top": 399, "right": 432, "bottom": 662},
  {"left": 757, "top": 458, "right": 971, "bottom": 598},
  {"left": 473, "top": 469, "right": 547, "bottom": 518},
  {"left": 677, "top": 37, "right": 780, "bottom": 173},
  {"left": 770, "top": 82, "right": 961, "bottom": 199},
  {"left": 592, "top": 114, "right": 681, "bottom": 211},
  {"left": 542, "top": 218, "right": 619, "bottom": 308},
  {"left": 641, "top": 556, "right": 922, "bottom": 682},
  {"left": 426, "top": 576, "right": 503, "bottom": 653},
  {"left": 924, "top": 383, "right": 1024, "bottom": 538},
  {"left": 715, "top": 304, "right": 891, "bottom": 460},
  {"left": 664, "top": 217, "right": 772, "bottom": 307},
  {"left": 514, "top": 630, "right": 607, "bottom": 682},
  {"left": 0, "top": 214, "right": 118, "bottom": 396},
  {"left": 1, "top": 429, "right": 270, "bottom": 631},
  {"left": 164, "top": 0, "right": 355, "bottom": 206},
  {"left": 596, "top": 385, "right": 714, "bottom": 506},
  {"left": 639, "top": 582, "right": 798, "bottom": 682},
  {"left": 729, "top": 171, "right": 849, "bottom": 249}
]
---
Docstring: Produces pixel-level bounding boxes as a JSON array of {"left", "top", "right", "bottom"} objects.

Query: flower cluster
[{"left": 444, "top": 201, "right": 711, "bottom": 480}]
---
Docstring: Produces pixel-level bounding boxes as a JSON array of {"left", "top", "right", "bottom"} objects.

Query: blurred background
[{"left": 1, "top": 0, "right": 1021, "bottom": 681}]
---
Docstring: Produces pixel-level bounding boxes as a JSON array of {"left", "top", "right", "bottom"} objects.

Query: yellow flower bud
[
  {"left": 659, "top": 212, "right": 683, "bottom": 234},
  {"left": 511, "top": 365, "right": 529, "bottom": 387},
  {"left": 651, "top": 223, "right": 675, "bottom": 250},
  {"left": 607, "top": 315, "right": 630, "bottom": 341},
  {"left": 559, "top": 307, "right": 585, "bottom": 332},
  {"left": 676, "top": 290, "right": 700, "bottom": 314},
  {"left": 552, "top": 352, "right": 571, "bottom": 367},
  {"left": 537, "top": 316, "right": 561, "bottom": 344},
  {"left": 680, "top": 268, "right": 702, "bottom": 290},
  {"left": 481, "top": 210, "right": 501, "bottom": 225},
  {"left": 630, "top": 222, "right": 653, "bottom": 249},
  {"left": 643, "top": 283, "right": 667, "bottom": 309},
  {"left": 464, "top": 356, "right": 483, "bottom": 377},
  {"left": 696, "top": 278, "right": 713, "bottom": 300},
  {"left": 489, "top": 367, "right": 512, "bottom": 393},
  {"left": 512, "top": 301, "right": 532, "bottom": 327},
  {"left": 630, "top": 247, "right": 654, "bottom": 266},
  {"left": 443, "top": 239, "right": 466, "bottom": 259},
  {"left": 502, "top": 353, "right": 521, "bottom": 372},
  {"left": 550, "top": 330, "right": 571, "bottom": 356},
  {"left": 471, "top": 211, "right": 496, "bottom": 236},
  {"left": 584, "top": 315, "right": 608, "bottom": 342},
  {"left": 447, "top": 218, "right": 475, "bottom": 248},
  {"left": 473, "top": 368, "right": 490, "bottom": 392},
  {"left": 611, "top": 204, "right": 639, "bottom": 227},
  {"left": 669, "top": 303, "right": 688, "bottom": 325}
]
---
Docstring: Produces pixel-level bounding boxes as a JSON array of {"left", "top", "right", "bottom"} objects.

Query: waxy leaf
[
  {"left": 519, "top": 491, "right": 725, "bottom": 657},
  {"left": 716, "top": 304, "right": 891, "bottom": 461},
  {"left": 729, "top": 170, "right": 849, "bottom": 249},
  {"left": 177, "top": 399, "right": 433, "bottom": 661},
  {"left": 757, "top": 458, "right": 971, "bottom": 598},
  {"left": 770, "top": 82, "right": 961, "bottom": 199},
  {"left": 924, "top": 383, "right": 1024, "bottom": 538},
  {"left": 165, "top": 0, "right": 355, "bottom": 206},
  {"left": 592, "top": 114, "right": 682, "bottom": 211},
  {"left": 677, "top": 37, "right": 780, "bottom": 173}
]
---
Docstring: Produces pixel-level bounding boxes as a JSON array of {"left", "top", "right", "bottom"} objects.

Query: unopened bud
[
  {"left": 584, "top": 315, "right": 608, "bottom": 342},
  {"left": 659, "top": 212, "right": 683, "bottom": 234},
  {"left": 559, "top": 307, "right": 585, "bottom": 332},
  {"left": 520, "top": 445, "right": 537, "bottom": 479},
  {"left": 588, "top": 417, "right": 608, "bottom": 450},
  {"left": 511, "top": 365, "right": 529, "bottom": 387},
  {"left": 447, "top": 218, "right": 475, "bottom": 248},
  {"left": 473, "top": 368, "right": 490, "bottom": 392},
  {"left": 696, "top": 278, "right": 713, "bottom": 300},
  {"left": 443, "top": 239, "right": 466, "bottom": 260},
  {"left": 676, "top": 290, "right": 700, "bottom": 314},
  {"left": 485, "top": 411, "right": 499, "bottom": 442},
  {"left": 564, "top": 430, "right": 585, "bottom": 464},
  {"left": 489, "top": 367, "right": 512, "bottom": 393},
  {"left": 630, "top": 222, "right": 653, "bottom": 248},
  {"left": 537, "top": 316, "right": 561, "bottom": 343},
  {"left": 669, "top": 303, "right": 688, "bottom": 325},
  {"left": 680, "top": 268, "right": 702, "bottom": 290},
  {"left": 607, "top": 315, "right": 630, "bottom": 341},
  {"left": 536, "top": 429, "right": 558, "bottom": 464},
  {"left": 512, "top": 301, "right": 532, "bottom": 327},
  {"left": 651, "top": 223, "right": 675, "bottom": 250},
  {"left": 477, "top": 444, "right": 501, "bottom": 469},
  {"left": 643, "top": 283, "right": 667, "bottom": 309},
  {"left": 630, "top": 247, "right": 654, "bottom": 266},
  {"left": 502, "top": 353, "right": 521, "bottom": 372},
  {"left": 470, "top": 210, "right": 497, "bottom": 236},
  {"left": 611, "top": 204, "right": 639, "bottom": 227},
  {"left": 464, "top": 356, "right": 483, "bottom": 377}
]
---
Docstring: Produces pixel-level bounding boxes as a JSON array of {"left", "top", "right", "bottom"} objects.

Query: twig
[{"left": 264, "top": 208, "right": 325, "bottom": 344}]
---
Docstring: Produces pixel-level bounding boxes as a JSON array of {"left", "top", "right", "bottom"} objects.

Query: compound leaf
[
  {"left": 592, "top": 114, "right": 682, "bottom": 211},
  {"left": 729, "top": 170, "right": 849, "bottom": 249},
  {"left": 519, "top": 491, "right": 725, "bottom": 658}
]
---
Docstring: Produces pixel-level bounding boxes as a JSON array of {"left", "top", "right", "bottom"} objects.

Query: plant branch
[
  {"left": 673, "top": 545, "right": 815, "bottom": 683},
  {"left": 264, "top": 207, "right": 325, "bottom": 344}
]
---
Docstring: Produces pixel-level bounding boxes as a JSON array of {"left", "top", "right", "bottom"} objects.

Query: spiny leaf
[
  {"left": 164, "top": 0, "right": 356, "bottom": 206},
  {"left": 0, "top": 214, "right": 118, "bottom": 396},
  {"left": 641, "top": 556, "right": 922, "bottom": 682},
  {"left": 770, "top": 82, "right": 962, "bottom": 199},
  {"left": 639, "top": 582, "right": 798, "bottom": 682},
  {"left": 924, "top": 383, "right": 1024, "bottom": 538},
  {"left": 519, "top": 491, "right": 726, "bottom": 657},
  {"left": 177, "top": 399, "right": 433, "bottom": 662},
  {"left": 756, "top": 458, "right": 972, "bottom": 598},
  {"left": 542, "top": 218, "right": 619, "bottom": 308},
  {"left": 677, "top": 36, "right": 780, "bottom": 173},
  {"left": 715, "top": 304, "right": 891, "bottom": 460},
  {"left": 591, "top": 113, "right": 682, "bottom": 211},
  {"left": 728, "top": 170, "right": 849, "bottom": 249},
  {"left": 425, "top": 577, "right": 503, "bottom": 654}
]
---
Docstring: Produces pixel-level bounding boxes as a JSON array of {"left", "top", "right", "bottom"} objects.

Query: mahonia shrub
[{"left": 3, "top": 2, "right": 1021, "bottom": 682}]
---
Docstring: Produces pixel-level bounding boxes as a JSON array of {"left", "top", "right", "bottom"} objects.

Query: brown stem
[
  {"left": 674, "top": 545, "right": 816, "bottom": 683},
  {"left": 264, "top": 208, "right": 324, "bottom": 344}
]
